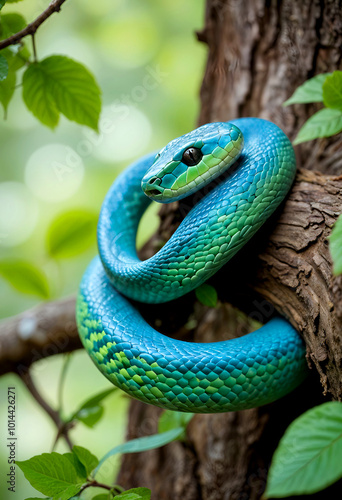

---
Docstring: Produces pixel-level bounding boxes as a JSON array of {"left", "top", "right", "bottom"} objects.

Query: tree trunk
[{"left": 117, "top": 1, "right": 342, "bottom": 498}]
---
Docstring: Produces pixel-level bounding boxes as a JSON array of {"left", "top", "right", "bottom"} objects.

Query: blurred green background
[{"left": 0, "top": 0, "right": 206, "bottom": 497}]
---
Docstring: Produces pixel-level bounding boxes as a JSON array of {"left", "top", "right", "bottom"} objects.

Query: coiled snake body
[{"left": 77, "top": 118, "right": 308, "bottom": 413}]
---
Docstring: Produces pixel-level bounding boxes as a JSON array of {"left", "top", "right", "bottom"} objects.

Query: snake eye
[{"left": 182, "top": 147, "right": 203, "bottom": 166}]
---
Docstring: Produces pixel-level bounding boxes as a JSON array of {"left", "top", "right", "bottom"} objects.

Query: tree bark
[{"left": 117, "top": 1, "right": 342, "bottom": 499}]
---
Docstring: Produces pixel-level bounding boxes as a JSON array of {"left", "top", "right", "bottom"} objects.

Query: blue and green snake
[{"left": 76, "top": 118, "right": 308, "bottom": 413}]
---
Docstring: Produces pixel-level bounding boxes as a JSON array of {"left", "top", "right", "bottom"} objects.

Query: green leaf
[
  {"left": 92, "top": 495, "right": 111, "bottom": 500},
  {"left": 95, "top": 428, "right": 186, "bottom": 475},
  {"left": 3, "top": 44, "right": 30, "bottom": 71},
  {"left": 283, "top": 73, "right": 331, "bottom": 106},
  {"left": 0, "top": 13, "right": 26, "bottom": 39},
  {"left": 323, "top": 70, "right": 342, "bottom": 111},
  {"left": 23, "top": 63, "right": 59, "bottom": 128},
  {"left": 265, "top": 401, "right": 342, "bottom": 498},
  {"left": 46, "top": 209, "right": 98, "bottom": 259},
  {"left": 0, "top": 67, "right": 15, "bottom": 116},
  {"left": 76, "top": 405, "right": 104, "bottom": 428},
  {"left": 63, "top": 452, "right": 87, "bottom": 482},
  {"left": 0, "top": 53, "right": 8, "bottom": 80},
  {"left": 158, "top": 410, "right": 193, "bottom": 435},
  {"left": 0, "top": 260, "right": 50, "bottom": 299},
  {"left": 195, "top": 283, "right": 218, "bottom": 307},
  {"left": 22, "top": 55, "right": 101, "bottom": 130},
  {"left": 124, "top": 489, "right": 151, "bottom": 500},
  {"left": 329, "top": 214, "right": 342, "bottom": 275},
  {"left": 45, "top": 56, "right": 101, "bottom": 130},
  {"left": 16, "top": 453, "right": 84, "bottom": 500},
  {"left": 69, "top": 387, "right": 116, "bottom": 428},
  {"left": 293, "top": 108, "right": 342, "bottom": 144},
  {"left": 0, "top": 1, "right": 7, "bottom": 10},
  {"left": 73, "top": 387, "right": 117, "bottom": 411},
  {"left": 72, "top": 446, "right": 98, "bottom": 477},
  {"left": 115, "top": 489, "right": 151, "bottom": 500},
  {"left": 75, "top": 388, "right": 117, "bottom": 409},
  {"left": 114, "top": 494, "right": 140, "bottom": 500}
]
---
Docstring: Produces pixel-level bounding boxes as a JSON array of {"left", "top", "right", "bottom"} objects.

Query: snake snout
[{"left": 141, "top": 174, "right": 163, "bottom": 198}]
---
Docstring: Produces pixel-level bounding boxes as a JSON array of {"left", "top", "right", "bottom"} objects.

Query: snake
[{"left": 76, "top": 118, "right": 308, "bottom": 413}]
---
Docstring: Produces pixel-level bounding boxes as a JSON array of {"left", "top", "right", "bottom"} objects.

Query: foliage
[
  {"left": 113, "top": 488, "right": 151, "bottom": 500},
  {"left": 94, "top": 427, "right": 188, "bottom": 476},
  {"left": 46, "top": 210, "right": 98, "bottom": 259},
  {"left": 283, "top": 73, "right": 329, "bottom": 106},
  {"left": 0, "top": 1, "right": 101, "bottom": 127},
  {"left": 0, "top": 1, "right": 101, "bottom": 297},
  {"left": 17, "top": 450, "right": 87, "bottom": 500},
  {"left": 284, "top": 71, "right": 342, "bottom": 144},
  {"left": 329, "top": 214, "right": 342, "bottom": 276},
  {"left": 285, "top": 72, "right": 342, "bottom": 278},
  {"left": 17, "top": 356, "right": 193, "bottom": 498},
  {"left": 265, "top": 402, "right": 342, "bottom": 498},
  {"left": 294, "top": 107, "right": 342, "bottom": 144},
  {"left": 195, "top": 283, "right": 218, "bottom": 307},
  {"left": 22, "top": 56, "right": 101, "bottom": 130},
  {"left": 68, "top": 387, "right": 118, "bottom": 429},
  {"left": 0, "top": 259, "right": 50, "bottom": 298},
  {"left": 18, "top": 446, "right": 152, "bottom": 499},
  {"left": 158, "top": 408, "right": 193, "bottom": 434},
  {"left": 269, "top": 71, "right": 342, "bottom": 492}
]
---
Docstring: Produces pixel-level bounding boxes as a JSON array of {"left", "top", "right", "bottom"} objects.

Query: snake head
[{"left": 141, "top": 122, "right": 243, "bottom": 203}]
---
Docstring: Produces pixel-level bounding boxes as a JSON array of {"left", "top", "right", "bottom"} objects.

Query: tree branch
[
  {"left": 0, "top": 0, "right": 68, "bottom": 51},
  {"left": 21, "top": 370, "right": 60, "bottom": 426},
  {"left": 79, "top": 481, "right": 113, "bottom": 493},
  {"left": 0, "top": 296, "right": 81, "bottom": 376},
  {"left": 20, "top": 369, "right": 74, "bottom": 450}
]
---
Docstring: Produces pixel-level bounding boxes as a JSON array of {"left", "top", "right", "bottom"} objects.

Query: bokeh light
[
  {"left": 95, "top": 10, "right": 160, "bottom": 68},
  {"left": 25, "top": 144, "right": 84, "bottom": 202},
  {"left": 92, "top": 105, "right": 152, "bottom": 163},
  {"left": 0, "top": 182, "right": 38, "bottom": 246}
]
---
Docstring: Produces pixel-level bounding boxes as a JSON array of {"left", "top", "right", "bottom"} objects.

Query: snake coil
[{"left": 77, "top": 118, "right": 307, "bottom": 413}]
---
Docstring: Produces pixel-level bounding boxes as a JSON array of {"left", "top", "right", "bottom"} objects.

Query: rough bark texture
[
  {"left": 117, "top": 1, "right": 342, "bottom": 499},
  {"left": 214, "top": 169, "right": 342, "bottom": 399}
]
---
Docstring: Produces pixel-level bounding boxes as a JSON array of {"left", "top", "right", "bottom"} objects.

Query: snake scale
[{"left": 76, "top": 118, "right": 308, "bottom": 413}]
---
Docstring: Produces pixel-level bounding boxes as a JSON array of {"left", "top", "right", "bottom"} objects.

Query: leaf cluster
[
  {"left": 18, "top": 445, "right": 152, "bottom": 500},
  {"left": 17, "top": 395, "right": 193, "bottom": 499},
  {"left": 284, "top": 71, "right": 342, "bottom": 144},
  {"left": 0, "top": 0, "right": 101, "bottom": 128}
]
